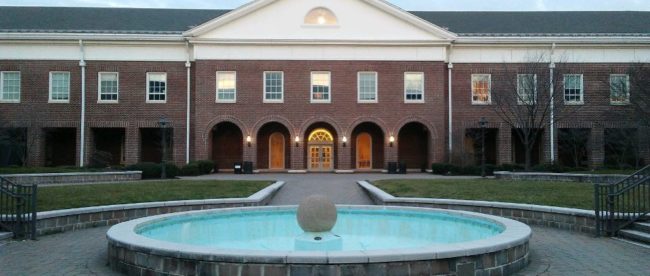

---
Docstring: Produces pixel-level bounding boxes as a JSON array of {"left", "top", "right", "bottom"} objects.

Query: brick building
[{"left": 1, "top": 0, "right": 649, "bottom": 171}]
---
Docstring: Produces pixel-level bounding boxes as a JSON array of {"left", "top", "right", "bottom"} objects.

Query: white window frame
[
  {"left": 98, "top": 72, "right": 119, "bottom": 103},
  {"left": 404, "top": 72, "right": 425, "bottom": 103},
  {"left": 517, "top": 74, "right": 537, "bottom": 105},
  {"left": 609, "top": 74, "right": 630, "bottom": 105},
  {"left": 146, "top": 72, "right": 167, "bottom": 103},
  {"left": 310, "top": 71, "right": 331, "bottom": 103},
  {"left": 0, "top": 71, "right": 20, "bottom": 103},
  {"left": 357, "top": 71, "right": 378, "bottom": 103},
  {"left": 49, "top": 71, "right": 70, "bottom": 103},
  {"left": 471, "top": 74, "right": 491, "bottom": 105},
  {"left": 216, "top": 71, "right": 237, "bottom": 103},
  {"left": 563, "top": 74, "right": 584, "bottom": 105},
  {"left": 263, "top": 71, "right": 284, "bottom": 103}
]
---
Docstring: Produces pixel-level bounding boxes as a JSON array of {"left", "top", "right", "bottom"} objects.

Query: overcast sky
[{"left": 0, "top": 0, "right": 649, "bottom": 11}]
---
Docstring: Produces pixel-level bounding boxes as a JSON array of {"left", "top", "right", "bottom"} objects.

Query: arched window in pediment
[{"left": 304, "top": 7, "right": 338, "bottom": 25}]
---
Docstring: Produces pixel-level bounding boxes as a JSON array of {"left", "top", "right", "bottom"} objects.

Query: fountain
[{"left": 107, "top": 195, "right": 531, "bottom": 275}]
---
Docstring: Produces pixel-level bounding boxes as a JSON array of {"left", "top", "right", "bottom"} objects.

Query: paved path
[{"left": 2, "top": 225, "right": 649, "bottom": 275}]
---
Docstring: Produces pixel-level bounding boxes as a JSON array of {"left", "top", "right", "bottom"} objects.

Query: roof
[{"left": 0, "top": 7, "right": 649, "bottom": 36}]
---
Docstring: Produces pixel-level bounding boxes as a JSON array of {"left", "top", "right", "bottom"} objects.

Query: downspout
[
  {"left": 185, "top": 41, "right": 192, "bottom": 164},
  {"left": 79, "top": 40, "right": 87, "bottom": 167},
  {"left": 447, "top": 44, "right": 454, "bottom": 163},
  {"left": 549, "top": 43, "right": 556, "bottom": 164}
]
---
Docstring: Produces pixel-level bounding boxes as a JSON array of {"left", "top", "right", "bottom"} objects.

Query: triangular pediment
[{"left": 184, "top": 0, "right": 456, "bottom": 43}]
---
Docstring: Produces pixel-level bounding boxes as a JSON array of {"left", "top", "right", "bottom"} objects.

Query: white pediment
[{"left": 185, "top": 0, "right": 456, "bottom": 43}]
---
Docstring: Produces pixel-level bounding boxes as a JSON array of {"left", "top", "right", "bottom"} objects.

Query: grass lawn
[
  {"left": 373, "top": 179, "right": 594, "bottom": 210},
  {"left": 37, "top": 180, "right": 272, "bottom": 211}
]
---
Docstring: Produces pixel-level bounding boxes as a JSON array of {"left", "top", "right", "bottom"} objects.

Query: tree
[{"left": 489, "top": 54, "right": 581, "bottom": 170}]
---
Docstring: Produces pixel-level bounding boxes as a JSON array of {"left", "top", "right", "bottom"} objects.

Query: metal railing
[
  {"left": 595, "top": 165, "right": 650, "bottom": 236},
  {"left": 0, "top": 176, "right": 38, "bottom": 240}
]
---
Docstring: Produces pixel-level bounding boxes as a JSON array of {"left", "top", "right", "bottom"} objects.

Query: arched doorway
[
  {"left": 308, "top": 128, "right": 334, "bottom": 171},
  {"left": 356, "top": 133, "right": 372, "bottom": 169},
  {"left": 256, "top": 122, "right": 291, "bottom": 170},
  {"left": 351, "top": 122, "right": 384, "bottom": 170},
  {"left": 398, "top": 122, "right": 430, "bottom": 170},
  {"left": 211, "top": 122, "right": 243, "bottom": 170},
  {"left": 269, "top": 132, "right": 285, "bottom": 169}
]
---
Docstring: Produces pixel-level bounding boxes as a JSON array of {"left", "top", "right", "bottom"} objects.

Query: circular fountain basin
[{"left": 107, "top": 206, "right": 531, "bottom": 275}]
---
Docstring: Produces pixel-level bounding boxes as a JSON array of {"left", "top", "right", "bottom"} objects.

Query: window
[
  {"left": 0, "top": 71, "right": 20, "bottom": 103},
  {"left": 517, "top": 74, "right": 537, "bottom": 105},
  {"left": 358, "top": 72, "right": 377, "bottom": 103},
  {"left": 471, "top": 74, "right": 491, "bottom": 104},
  {"left": 304, "top": 8, "right": 338, "bottom": 25},
  {"left": 146, "top": 72, "right": 167, "bottom": 103},
  {"left": 49, "top": 72, "right": 70, "bottom": 103},
  {"left": 264, "top": 71, "right": 283, "bottom": 103},
  {"left": 98, "top": 72, "right": 119, "bottom": 103},
  {"left": 216, "top": 71, "right": 236, "bottom": 103},
  {"left": 404, "top": 72, "right": 424, "bottom": 102},
  {"left": 311, "top": 72, "right": 331, "bottom": 103},
  {"left": 564, "top": 74, "right": 583, "bottom": 104},
  {"left": 610, "top": 74, "right": 630, "bottom": 105}
]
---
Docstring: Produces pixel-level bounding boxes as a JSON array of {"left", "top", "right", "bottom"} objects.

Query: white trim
[
  {"left": 216, "top": 71, "right": 237, "bottom": 103},
  {"left": 97, "top": 72, "right": 119, "bottom": 103},
  {"left": 404, "top": 72, "right": 425, "bottom": 103},
  {"left": 263, "top": 71, "right": 284, "bottom": 103},
  {"left": 145, "top": 72, "right": 167, "bottom": 104},
  {"left": 471, "top": 74, "right": 491, "bottom": 105},
  {"left": 516, "top": 74, "right": 537, "bottom": 105},
  {"left": 310, "top": 71, "right": 331, "bottom": 104},
  {"left": 609, "top": 74, "right": 631, "bottom": 105},
  {"left": 357, "top": 71, "right": 378, "bottom": 103},
  {"left": 563, "top": 74, "right": 584, "bottom": 105},
  {"left": 0, "top": 71, "right": 21, "bottom": 103},
  {"left": 48, "top": 71, "right": 70, "bottom": 103}
]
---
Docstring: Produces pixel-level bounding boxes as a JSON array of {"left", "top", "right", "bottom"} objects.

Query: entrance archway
[
  {"left": 351, "top": 122, "right": 384, "bottom": 170},
  {"left": 211, "top": 122, "right": 243, "bottom": 170},
  {"left": 269, "top": 132, "right": 285, "bottom": 169},
  {"left": 256, "top": 122, "right": 291, "bottom": 170},
  {"left": 356, "top": 133, "right": 372, "bottom": 169},
  {"left": 397, "top": 122, "right": 430, "bottom": 170},
  {"left": 307, "top": 128, "right": 334, "bottom": 171}
]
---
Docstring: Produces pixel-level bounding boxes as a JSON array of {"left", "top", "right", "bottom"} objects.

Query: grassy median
[
  {"left": 36, "top": 180, "right": 272, "bottom": 211},
  {"left": 373, "top": 179, "right": 594, "bottom": 210}
]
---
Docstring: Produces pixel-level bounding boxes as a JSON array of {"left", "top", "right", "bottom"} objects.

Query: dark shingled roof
[{"left": 0, "top": 7, "right": 649, "bottom": 36}]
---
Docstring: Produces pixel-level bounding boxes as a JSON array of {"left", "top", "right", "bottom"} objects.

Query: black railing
[
  {"left": 595, "top": 165, "right": 650, "bottom": 236},
  {"left": 0, "top": 176, "right": 38, "bottom": 240}
]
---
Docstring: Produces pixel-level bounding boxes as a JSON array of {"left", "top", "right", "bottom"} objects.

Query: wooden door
[
  {"left": 269, "top": 132, "right": 285, "bottom": 169},
  {"left": 356, "top": 133, "right": 372, "bottom": 169}
]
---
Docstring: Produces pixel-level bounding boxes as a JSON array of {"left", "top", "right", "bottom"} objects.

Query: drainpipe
[
  {"left": 549, "top": 43, "right": 556, "bottom": 164},
  {"left": 185, "top": 41, "right": 191, "bottom": 164},
  {"left": 79, "top": 40, "right": 87, "bottom": 167},
  {"left": 447, "top": 44, "right": 454, "bottom": 163}
]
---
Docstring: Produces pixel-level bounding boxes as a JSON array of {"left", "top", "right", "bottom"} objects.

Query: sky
[{"left": 0, "top": 0, "right": 649, "bottom": 11}]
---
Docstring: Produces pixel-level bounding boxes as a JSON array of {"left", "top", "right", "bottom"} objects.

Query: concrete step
[
  {"left": 619, "top": 229, "right": 650, "bottom": 244},
  {"left": 633, "top": 222, "right": 650, "bottom": 233}
]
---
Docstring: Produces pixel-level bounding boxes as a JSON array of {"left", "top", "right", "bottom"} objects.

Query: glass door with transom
[{"left": 308, "top": 129, "right": 334, "bottom": 171}]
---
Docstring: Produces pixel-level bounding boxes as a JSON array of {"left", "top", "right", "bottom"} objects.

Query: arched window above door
[
  {"left": 308, "top": 129, "right": 334, "bottom": 142},
  {"left": 304, "top": 7, "right": 338, "bottom": 25}
]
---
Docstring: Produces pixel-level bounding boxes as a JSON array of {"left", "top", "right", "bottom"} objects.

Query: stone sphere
[{"left": 296, "top": 195, "right": 337, "bottom": 232}]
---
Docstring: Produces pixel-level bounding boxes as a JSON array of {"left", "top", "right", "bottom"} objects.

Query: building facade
[{"left": 1, "top": 0, "right": 649, "bottom": 171}]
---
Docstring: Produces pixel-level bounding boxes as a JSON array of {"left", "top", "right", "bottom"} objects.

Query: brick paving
[{"left": 1, "top": 174, "right": 649, "bottom": 275}]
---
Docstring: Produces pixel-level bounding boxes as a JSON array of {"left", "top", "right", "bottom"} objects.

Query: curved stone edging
[
  {"left": 1, "top": 171, "right": 143, "bottom": 185},
  {"left": 358, "top": 181, "right": 597, "bottom": 234},
  {"left": 494, "top": 171, "right": 626, "bottom": 184},
  {"left": 32, "top": 181, "right": 285, "bottom": 236}
]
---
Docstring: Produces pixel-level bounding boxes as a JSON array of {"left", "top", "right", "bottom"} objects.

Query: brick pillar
[
  {"left": 27, "top": 127, "right": 44, "bottom": 167},
  {"left": 385, "top": 135, "right": 398, "bottom": 168},
  {"left": 85, "top": 127, "right": 94, "bottom": 167},
  {"left": 590, "top": 127, "right": 605, "bottom": 168},
  {"left": 337, "top": 142, "right": 352, "bottom": 170},
  {"left": 243, "top": 139, "right": 255, "bottom": 167},
  {"left": 291, "top": 142, "right": 305, "bottom": 170},
  {"left": 195, "top": 130, "right": 209, "bottom": 161},
  {"left": 497, "top": 127, "right": 513, "bottom": 165},
  {"left": 124, "top": 127, "right": 140, "bottom": 165},
  {"left": 171, "top": 127, "right": 186, "bottom": 166}
]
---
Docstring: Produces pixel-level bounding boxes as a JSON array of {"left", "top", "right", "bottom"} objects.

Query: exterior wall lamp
[
  {"left": 342, "top": 136, "right": 347, "bottom": 147},
  {"left": 246, "top": 135, "right": 252, "bottom": 147},
  {"left": 295, "top": 136, "right": 300, "bottom": 147},
  {"left": 389, "top": 135, "right": 395, "bottom": 147}
]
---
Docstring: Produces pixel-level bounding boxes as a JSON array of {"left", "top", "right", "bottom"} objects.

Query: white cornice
[
  {"left": 187, "top": 38, "right": 452, "bottom": 46},
  {"left": 0, "top": 32, "right": 184, "bottom": 41}
]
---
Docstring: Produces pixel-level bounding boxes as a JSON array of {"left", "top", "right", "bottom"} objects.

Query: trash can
[
  {"left": 398, "top": 161, "right": 407, "bottom": 174},
  {"left": 387, "top": 162, "right": 398, "bottom": 174},
  {"left": 233, "top": 162, "right": 243, "bottom": 174},
  {"left": 243, "top": 161, "right": 253, "bottom": 174}
]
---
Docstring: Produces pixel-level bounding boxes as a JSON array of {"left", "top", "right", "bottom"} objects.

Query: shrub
[
  {"left": 181, "top": 163, "right": 201, "bottom": 176},
  {"left": 496, "top": 163, "right": 524, "bottom": 172},
  {"left": 125, "top": 162, "right": 179, "bottom": 179},
  {"left": 431, "top": 163, "right": 454, "bottom": 174},
  {"left": 532, "top": 163, "right": 569, "bottom": 173},
  {"left": 195, "top": 160, "right": 215, "bottom": 175},
  {"left": 89, "top": 151, "right": 112, "bottom": 169}
]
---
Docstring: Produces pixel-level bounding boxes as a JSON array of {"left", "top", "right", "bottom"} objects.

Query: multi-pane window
[
  {"left": 358, "top": 72, "right": 377, "bottom": 102},
  {"left": 517, "top": 74, "right": 537, "bottom": 105},
  {"left": 49, "top": 72, "right": 70, "bottom": 102},
  {"left": 146, "top": 72, "right": 166, "bottom": 103},
  {"left": 264, "top": 71, "right": 283, "bottom": 102},
  {"left": 610, "top": 74, "right": 630, "bottom": 104},
  {"left": 216, "top": 71, "right": 236, "bottom": 102},
  {"left": 311, "top": 72, "right": 331, "bottom": 103},
  {"left": 471, "top": 74, "right": 491, "bottom": 104},
  {"left": 404, "top": 72, "right": 424, "bottom": 102},
  {"left": 0, "top": 72, "right": 20, "bottom": 102},
  {"left": 564, "top": 74, "right": 583, "bottom": 104},
  {"left": 98, "top": 72, "right": 119, "bottom": 102}
]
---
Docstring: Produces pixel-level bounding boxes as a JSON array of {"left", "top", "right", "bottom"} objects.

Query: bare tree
[
  {"left": 489, "top": 54, "right": 581, "bottom": 170},
  {"left": 627, "top": 63, "right": 650, "bottom": 124}
]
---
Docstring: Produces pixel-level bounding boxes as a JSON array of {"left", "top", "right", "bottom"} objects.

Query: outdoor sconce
[
  {"left": 342, "top": 136, "right": 347, "bottom": 147},
  {"left": 295, "top": 136, "right": 300, "bottom": 147},
  {"left": 246, "top": 135, "right": 252, "bottom": 147},
  {"left": 389, "top": 135, "right": 395, "bottom": 147}
]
